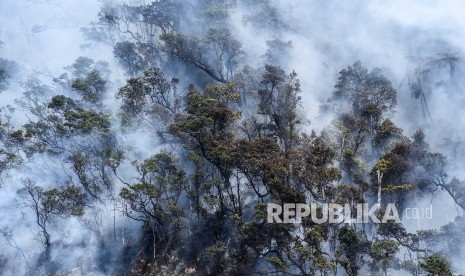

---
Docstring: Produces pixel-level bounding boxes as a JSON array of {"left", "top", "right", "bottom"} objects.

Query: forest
[{"left": 1, "top": 0, "right": 465, "bottom": 275}]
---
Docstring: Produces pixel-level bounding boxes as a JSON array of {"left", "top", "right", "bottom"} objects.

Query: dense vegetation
[{"left": 1, "top": 0, "right": 465, "bottom": 275}]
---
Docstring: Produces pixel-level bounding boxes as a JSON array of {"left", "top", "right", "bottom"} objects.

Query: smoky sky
[{"left": 1, "top": 0, "right": 465, "bottom": 274}]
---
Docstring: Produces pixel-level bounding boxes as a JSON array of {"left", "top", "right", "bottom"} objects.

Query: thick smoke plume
[{"left": 1, "top": 0, "right": 465, "bottom": 275}]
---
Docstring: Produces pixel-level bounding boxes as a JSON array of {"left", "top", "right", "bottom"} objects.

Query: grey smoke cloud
[{"left": 1, "top": 0, "right": 465, "bottom": 274}]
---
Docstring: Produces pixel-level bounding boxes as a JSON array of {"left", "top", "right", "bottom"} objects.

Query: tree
[
  {"left": 83, "top": 1, "right": 180, "bottom": 76},
  {"left": 0, "top": 68, "right": 7, "bottom": 91},
  {"left": 235, "top": 137, "right": 290, "bottom": 201},
  {"left": 0, "top": 58, "right": 15, "bottom": 91},
  {"left": 0, "top": 106, "right": 23, "bottom": 177},
  {"left": 369, "top": 240, "right": 399, "bottom": 276},
  {"left": 117, "top": 68, "right": 181, "bottom": 129},
  {"left": 83, "top": 1, "right": 179, "bottom": 45},
  {"left": 420, "top": 253, "right": 453, "bottom": 276},
  {"left": 17, "top": 179, "right": 85, "bottom": 262},
  {"left": 119, "top": 151, "right": 187, "bottom": 260},
  {"left": 330, "top": 61, "right": 397, "bottom": 117},
  {"left": 336, "top": 226, "right": 371, "bottom": 276},
  {"left": 373, "top": 119, "right": 402, "bottom": 152},
  {"left": 257, "top": 65, "right": 303, "bottom": 152},
  {"left": 169, "top": 87, "right": 239, "bottom": 216},
  {"left": 15, "top": 77, "right": 51, "bottom": 118},
  {"left": 409, "top": 52, "right": 460, "bottom": 121},
  {"left": 233, "top": 65, "right": 263, "bottom": 109},
  {"left": 241, "top": 0, "right": 287, "bottom": 30},
  {"left": 205, "top": 28, "right": 244, "bottom": 81},
  {"left": 326, "top": 61, "right": 398, "bottom": 161},
  {"left": 113, "top": 41, "right": 152, "bottom": 76},
  {"left": 71, "top": 70, "right": 107, "bottom": 103},
  {"left": 262, "top": 39, "right": 292, "bottom": 66},
  {"left": 160, "top": 27, "right": 243, "bottom": 83},
  {"left": 0, "top": 42, "right": 17, "bottom": 91},
  {"left": 292, "top": 132, "right": 341, "bottom": 200}
]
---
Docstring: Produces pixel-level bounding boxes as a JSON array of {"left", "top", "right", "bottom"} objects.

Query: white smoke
[{"left": 2, "top": 0, "right": 465, "bottom": 274}]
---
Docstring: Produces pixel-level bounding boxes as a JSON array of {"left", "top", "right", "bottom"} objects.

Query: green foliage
[
  {"left": 5, "top": 13, "right": 465, "bottom": 273},
  {"left": 0, "top": 149, "right": 21, "bottom": 174},
  {"left": 382, "top": 184, "right": 412, "bottom": 192},
  {"left": 374, "top": 158, "right": 390, "bottom": 173},
  {"left": 17, "top": 179, "right": 86, "bottom": 247},
  {"left": 420, "top": 253, "right": 453, "bottom": 276},
  {"left": 331, "top": 61, "right": 397, "bottom": 116},
  {"left": 160, "top": 28, "right": 243, "bottom": 83},
  {"left": 369, "top": 240, "right": 399, "bottom": 273},
  {"left": 48, "top": 95, "right": 77, "bottom": 111},
  {"left": 169, "top": 90, "right": 238, "bottom": 161},
  {"left": 337, "top": 226, "right": 371, "bottom": 275},
  {"left": 373, "top": 119, "right": 402, "bottom": 151},
  {"left": 42, "top": 185, "right": 86, "bottom": 217},
  {"left": 0, "top": 57, "right": 17, "bottom": 91},
  {"left": 71, "top": 69, "right": 107, "bottom": 103},
  {"left": 113, "top": 41, "right": 150, "bottom": 76},
  {"left": 257, "top": 65, "right": 303, "bottom": 151},
  {"left": 64, "top": 108, "right": 110, "bottom": 133},
  {"left": 263, "top": 39, "right": 292, "bottom": 65},
  {"left": 119, "top": 151, "right": 187, "bottom": 256},
  {"left": 205, "top": 82, "right": 240, "bottom": 103},
  {"left": 19, "top": 94, "right": 111, "bottom": 156},
  {"left": 117, "top": 68, "right": 180, "bottom": 128},
  {"left": 293, "top": 132, "right": 341, "bottom": 200},
  {"left": 0, "top": 67, "right": 7, "bottom": 91},
  {"left": 241, "top": 0, "right": 287, "bottom": 29},
  {"left": 267, "top": 256, "right": 288, "bottom": 270},
  {"left": 70, "top": 150, "right": 103, "bottom": 200}
]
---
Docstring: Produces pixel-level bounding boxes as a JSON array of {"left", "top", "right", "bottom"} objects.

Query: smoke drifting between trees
[{"left": 0, "top": 0, "right": 465, "bottom": 275}]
